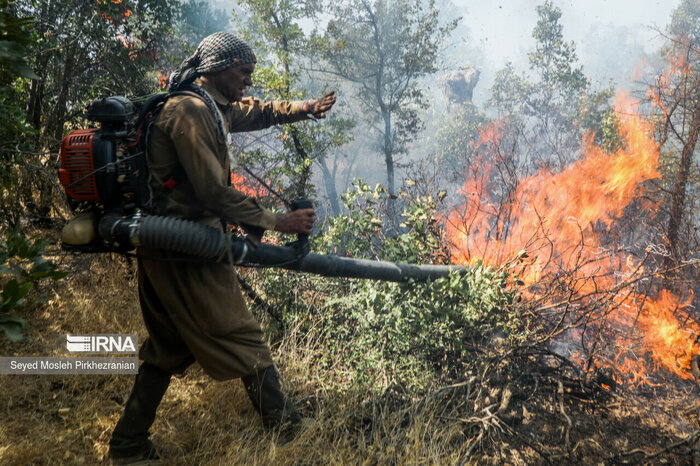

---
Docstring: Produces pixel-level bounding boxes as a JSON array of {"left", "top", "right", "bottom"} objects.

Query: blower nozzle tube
[{"left": 97, "top": 213, "right": 467, "bottom": 282}]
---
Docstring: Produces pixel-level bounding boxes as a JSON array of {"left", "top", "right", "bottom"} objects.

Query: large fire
[{"left": 443, "top": 93, "right": 699, "bottom": 387}]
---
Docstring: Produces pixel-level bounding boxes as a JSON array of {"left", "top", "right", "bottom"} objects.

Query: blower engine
[
  {"left": 59, "top": 95, "right": 152, "bottom": 212},
  {"left": 58, "top": 93, "right": 175, "bottom": 252}
]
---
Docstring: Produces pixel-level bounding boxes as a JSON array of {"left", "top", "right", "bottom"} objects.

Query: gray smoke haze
[
  {"left": 453, "top": 0, "right": 679, "bottom": 104},
  {"left": 214, "top": 0, "right": 680, "bottom": 102},
  {"left": 211, "top": 0, "right": 683, "bottom": 207}
]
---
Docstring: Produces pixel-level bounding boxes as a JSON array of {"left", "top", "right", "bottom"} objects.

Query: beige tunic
[{"left": 138, "top": 80, "right": 309, "bottom": 380}]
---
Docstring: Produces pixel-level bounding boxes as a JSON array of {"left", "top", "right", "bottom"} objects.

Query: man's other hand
[
  {"left": 274, "top": 208, "right": 315, "bottom": 235},
  {"left": 303, "top": 91, "right": 337, "bottom": 119}
]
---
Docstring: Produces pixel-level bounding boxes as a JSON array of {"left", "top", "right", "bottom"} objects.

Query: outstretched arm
[{"left": 229, "top": 91, "right": 338, "bottom": 132}]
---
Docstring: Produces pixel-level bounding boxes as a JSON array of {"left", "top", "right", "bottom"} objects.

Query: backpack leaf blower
[{"left": 59, "top": 95, "right": 467, "bottom": 282}]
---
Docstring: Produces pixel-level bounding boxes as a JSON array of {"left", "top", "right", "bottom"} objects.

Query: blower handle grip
[{"left": 290, "top": 197, "right": 313, "bottom": 251}]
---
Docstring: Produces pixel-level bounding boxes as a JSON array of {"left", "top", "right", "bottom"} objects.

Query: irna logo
[{"left": 66, "top": 334, "right": 138, "bottom": 354}]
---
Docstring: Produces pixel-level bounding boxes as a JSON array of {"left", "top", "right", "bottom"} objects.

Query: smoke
[
  {"left": 455, "top": 0, "right": 679, "bottom": 105},
  {"left": 206, "top": 0, "right": 683, "bottom": 213}
]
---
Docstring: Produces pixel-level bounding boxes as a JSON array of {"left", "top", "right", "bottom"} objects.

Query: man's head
[{"left": 168, "top": 32, "right": 257, "bottom": 97}]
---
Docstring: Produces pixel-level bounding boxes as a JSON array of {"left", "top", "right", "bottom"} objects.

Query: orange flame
[
  {"left": 446, "top": 93, "right": 658, "bottom": 281},
  {"left": 443, "top": 92, "right": 699, "bottom": 386},
  {"left": 637, "top": 291, "right": 699, "bottom": 380},
  {"left": 100, "top": 0, "right": 133, "bottom": 23},
  {"left": 231, "top": 172, "right": 265, "bottom": 198},
  {"left": 156, "top": 71, "right": 169, "bottom": 90}
]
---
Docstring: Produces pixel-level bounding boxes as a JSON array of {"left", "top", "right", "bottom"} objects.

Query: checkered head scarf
[{"left": 168, "top": 32, "right": 257, "bottom": 91}]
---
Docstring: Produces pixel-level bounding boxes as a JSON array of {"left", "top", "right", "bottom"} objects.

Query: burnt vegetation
[{"left": 1, "top": 0, "right": 699, "bottom": 464}]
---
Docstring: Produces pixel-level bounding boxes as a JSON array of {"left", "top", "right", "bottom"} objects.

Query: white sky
[
  {"left": 459, "top": 0, "right": 677, "bottom": 63},
  {"left": 451, "top": 0, "right": 681, "bottom": 103}
]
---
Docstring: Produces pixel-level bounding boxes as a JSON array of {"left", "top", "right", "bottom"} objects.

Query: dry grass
[{"left": 1, "top": 238, "right": 699, "bottom": 465}]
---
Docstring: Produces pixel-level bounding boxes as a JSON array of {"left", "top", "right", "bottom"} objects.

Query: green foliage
[
  {"left": 0, "top": 3, "right": 65, "bottom": 342},
  {"left": 0, "top": 0, "right": 38, "bottom": 82},
  {"left": 233, "top": 0, "right": 354, "bottom": 202},
  {"left": 528, "top": 1, "right": 588, "bottom": 100},
  {"left": 316, "top": 180, "right": 389, "bottom": 257},
  {"left": 431, "top": 102, "right": 487, "bottom": 173},
  {"left": 319, "top": 266, "right": 520, "bottom": 392},
  {"left": 21, "top": 0, "right": 176, "bottom": 102},
  {"left": 489, "top": 62, "right": 529, "bottom": 116},
  {"left": 318, "top": 182, "right": 521, "bottom": 391},
  {"left": 0, "top": 1, "right": 37, "bottom": 226},
  {"left": 595, "top": 108, "right": 625, "bottom": 154},
  {"left": 315, "top": 0, "right": 458, "bottom": 195},
  {"left": 1, "top": 0, "right": 188, "bottom": 224},
  {"left": 176, "top": 0, "right": 231, "bottom": 46},
  {"left": 256, "top": 180, "right": 522, "bottom": 392},
  {"left": 0, "top": 228, "right": 66, "bottom": 341},
  {"left": 668, "top": 0, "right": 700, "bottom": 44}
]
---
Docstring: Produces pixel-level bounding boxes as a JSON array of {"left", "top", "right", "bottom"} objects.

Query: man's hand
[
  {"left": 274, "top": 208, "right": 315, "bottom": 235},
  {"left": 303, "top": 91, "right": 337, "bottom": 119}
]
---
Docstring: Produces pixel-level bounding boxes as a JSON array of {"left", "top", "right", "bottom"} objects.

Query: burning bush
[{"left": 443, "top": 92, "right": 699, "bottom": 389}]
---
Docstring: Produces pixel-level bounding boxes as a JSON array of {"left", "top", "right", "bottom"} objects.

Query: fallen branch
[
  {"left": 618, "top": 430, "right": 700, "bottom": 462},
  {"left": 235, "top": 271, "right": 283, "bottom": 323},
  {"left": 691, "top": 355, "right": 700, "bottom": 393},
  {"left": 557, "top": 380, "right": 573, "bottom": 454}
]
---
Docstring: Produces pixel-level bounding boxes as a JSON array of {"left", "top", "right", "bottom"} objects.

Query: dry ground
[{"left": 1, "top": 238, "right": 699, "bottom": 465}]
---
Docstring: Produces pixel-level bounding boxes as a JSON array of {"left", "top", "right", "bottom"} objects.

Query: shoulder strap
[
  {"left": 146, "top": 85, "right": 235, "bottom": 215},
  {"left": 177, "top": 85, "right": 228, "bottom": 141}
]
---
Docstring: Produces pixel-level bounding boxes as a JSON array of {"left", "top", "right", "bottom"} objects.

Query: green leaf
[
  {"left": 0, "top": 263, "right": 21, "bottom": 275},
  {"left": 11, "top": 61, "right": 39, "bottom": 80},
  {"left": 0, "top": 315, "right": 28, "bottom": 342},
  {"left": 29, "top": 256, "right": 52, "bottom": 277},
  {"left": 1, "top": 279, "right": 33, "bottom": 311}
]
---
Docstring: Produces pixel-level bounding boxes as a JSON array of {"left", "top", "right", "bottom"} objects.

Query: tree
[
  {"left": 460, "top": 1, "right": 622, "bottom": 252},
  {"left": 0, "top": 0, "right": 39, "bottom": 225},
  {"left": 5, "top": 0, "right": 187, "bottom": 222},
  {"left": 21, "top": 0, "right": 175, "bottom": 140},
  {"left": 651, "top": 0, "right": 700, "bottom": 272},
  {"left": 430, "top": 102, "right": 486, "bottom": 179},
  {"left": 157, "top": 0, "right": 232, "bottom": 85},
  {"left": 177, "top": 0, "right": 231, "bottom": 46},
  {"left": 0, "top": 0, "right": 37, "bottom": 83},
  {"left": 316, "top": 0, "right": 458, "bottom": 196},
  {"left": 488, "top": 1, "right": 618, "bottom": 173},
  {"left": 233, "top": 0, "right": 353, "bottom": 213}
]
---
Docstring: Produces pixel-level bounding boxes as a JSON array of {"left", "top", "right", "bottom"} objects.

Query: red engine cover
[{"left": 59, "top": 129, "right": 100, "bottom": 202}]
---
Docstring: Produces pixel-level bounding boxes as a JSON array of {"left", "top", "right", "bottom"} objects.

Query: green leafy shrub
[
  {"left": 0, "top": 228, "right": 66, "bottom": 341},
  {"left": 315, "top": 182, "right": 521, "bottom": 390},
  {"left": 255, "top": 180, "right": 523, "bottom": 393}
]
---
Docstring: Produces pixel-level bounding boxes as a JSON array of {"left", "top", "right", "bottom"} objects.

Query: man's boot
[
  {"left": 242, "top": 365, "right": 301, "bottom": 439},
  {"left": 109, "top": 362, "right": 172, "bottom": 464}
]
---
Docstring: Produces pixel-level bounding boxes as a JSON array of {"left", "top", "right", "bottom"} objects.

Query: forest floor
[{"left": 1, "top": 228, "right": 699, "bottom": 465}]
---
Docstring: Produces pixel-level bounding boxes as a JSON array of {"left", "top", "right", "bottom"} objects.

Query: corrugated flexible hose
[{"left": 98, "top": 213, "right": 467, "bottom": 282}]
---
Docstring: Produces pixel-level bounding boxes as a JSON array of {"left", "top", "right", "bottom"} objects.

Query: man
[{"left": 108, "top": 32, "right": 336, "bottom": 464}]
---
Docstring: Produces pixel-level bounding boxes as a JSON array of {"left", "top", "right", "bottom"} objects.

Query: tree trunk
[
  {"left": 26, "top": 0, "right": 49, "bottom": 131},
  {"left": 382, "top": 109, "right": 395, "bottom": 196},
  {"left": 26, "top": 77, "right": 45, "bottom": 130},
  {"left": 47, "top": 46, "right": 75, "bottom": 145},
  {"left": 665, "top": 97, "right": 700, "bottom": 266},
  {"left": 318, "top": 157, "right": 340, "bottom": 216}
]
